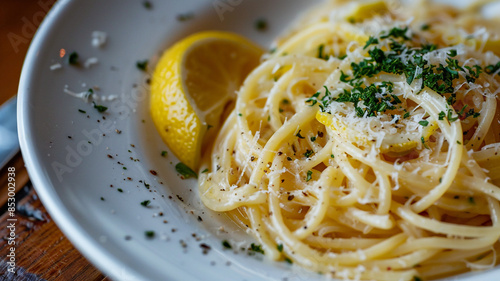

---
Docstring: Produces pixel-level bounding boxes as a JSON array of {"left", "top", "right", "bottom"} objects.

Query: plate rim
[{"left": 16, "top": 1, "right": 173, "bottom": 280}]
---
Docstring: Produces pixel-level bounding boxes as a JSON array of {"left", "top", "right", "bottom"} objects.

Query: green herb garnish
[
  {"left": 277, "top": 244, "right": 283, "bottom": 252},
  {"left": 363, "top": 36, "right": 379, "bottom": 49},
  {"left": 175, "top": 162, "right": 198, "bottom": 179},
  {"left": 141, "top": 200, "right": 151, "bottom": 207},
  {"left": 143, "top": 1, "right": 152, "bottom": 9},
  {"left": 255, "top": 19, "right": 268, "bottom": 31},
  {"left": 306, "top": 170, "right": 313, "bottom": 182},
  {"left": 222, "top": 240, "right": 232, "bottom": 249},
  {"left": 304, "top": 150, "right": 314, "bottom": 158},
  {"left": 421, "top": 137, "right": 429, "bottom": 149},
  {"left": 92, "top": 102, "right": 108, "bottom": 113},
  {"left": 136, "top": 60, "right": 148, "bottom": 71},
  {"left": 418, "top": 120, "right": 429, "bottom": 127},
  {"left": 296, "top": 130, "right": 305, "bottom": 139},
  {"left": 68, "top": 52, "right": 79, "bottom": 65},
  {"left": 249, "top": 243, "right": 265, "bottom": 254},
  {"left": 317, "top": 44, "right": 329, "bottom": 60}
]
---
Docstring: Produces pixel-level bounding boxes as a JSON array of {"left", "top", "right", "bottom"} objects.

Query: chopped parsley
[
  {"left": 222, "top": 240, "right": 232, "bottom": 249},
  {"left": 447, "top": 109, "right": 459, "bottom": 122},
  {"left": 277, "top": 244, "right": 283, "bottom": 252},
  {"left": 255, "top": 19, "right": 268, "bottom": 31},
  {"left": 465, "top": 109, "right": 480, "bottom": 119},
  {"left": 310, "top": 136, "right": 316, "bottom": 142},
  {"left": 78, "top": 109, "right": 86, "bottom": 114},
  {"left": 418, "top": 120, "right": 429, "bottom": 127},
  {"left": 363, "top": 36, "right": 379, "bottom": 49},
  {"left": 68, "top": 52, "right": 79, "bottom": 65},
  {"left": 296, "top": 130, "right": 305, "bottom": 139},
  {"left": 305, "top": 27, "right": 492, "bottom": 122},
  {"left": 201, "top": 168, "right": 209, "bottom": 174},
  {"left": 175, "top": 162, "right": 198, "bottom": 179},
  {"left": 317, "top": 44, "right": 329, "bottom": 60},
  {"left": 145, "top": 231, "right": 155, "bottom": 238},
  {"left": 141, "top": 200, "right": 151, "bottom": 207},
  {"left": 380, "top": 26, "right": 411, "bottom": 40},
  {"left": 92, "top": 101, "right": 108, "bottom": 113},
  {"left": 161, "top": 151, "right": 168, "bottom": 157},
  {"left": 136, "top": 60, "right": 148, "bottom": 71},
  {"left": 306, "top": 170, "right": 313, "bottom": 182},
  {"left": 485, "top": 61, "right": 500, "bottom": 75},
  {"left": 284, "top": 257, "right": 293, "bottom": 264},
  {"left": 304, "top": 149, "right": 314, "bottom": 158},
  {"left": 249, "top": 243, "right": 265, "bottom": 254},
  {"left": 143, "top": 0, "right": 152, "bottom": 9},
  {"left": 421, "top": 137, "right": 429, "bottom": 149}
]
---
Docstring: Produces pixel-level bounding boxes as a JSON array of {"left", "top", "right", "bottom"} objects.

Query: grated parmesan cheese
[{"left": 91, "top": 31, "right": 107, "bottom": 48}]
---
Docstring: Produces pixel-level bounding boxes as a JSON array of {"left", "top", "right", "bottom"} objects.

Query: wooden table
[{"left": 0, "top": 1, "right": 109, "bottom": 280}]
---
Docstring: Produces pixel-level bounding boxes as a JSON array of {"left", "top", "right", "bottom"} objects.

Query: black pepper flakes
[{"left": 200, "top": 243, "right": 211, "bottom": 254}]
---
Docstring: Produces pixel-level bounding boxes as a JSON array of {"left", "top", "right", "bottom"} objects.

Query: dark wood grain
[
  {"left": 0, "top": 152, "right": 29, "bottom": 207},
  {"left": 0, "top": 185, "right": 110, "bottom": 281}
]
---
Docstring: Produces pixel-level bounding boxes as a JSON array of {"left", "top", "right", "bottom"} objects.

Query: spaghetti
[{"left": 199, "top": 0, "right": 500, "bottom": 280}]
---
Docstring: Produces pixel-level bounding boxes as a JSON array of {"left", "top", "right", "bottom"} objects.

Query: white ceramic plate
[{"left": 17, "top": 0, "right": 500, "bottom": 280}]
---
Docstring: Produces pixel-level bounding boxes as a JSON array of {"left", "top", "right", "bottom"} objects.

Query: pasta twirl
[{"left": 199, "top": 0, "right": 500, "bottom": 280}]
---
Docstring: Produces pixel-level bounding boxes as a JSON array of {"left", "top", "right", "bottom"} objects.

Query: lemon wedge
[
  {"left": 316, "top": 111, "right": 438, "bottom": 155},
  {"left": 346, "top": 1, "right": 389, "bottom": 23},
  {"left": 151, "top": 31, "right": 264, "bottom": 170}
]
